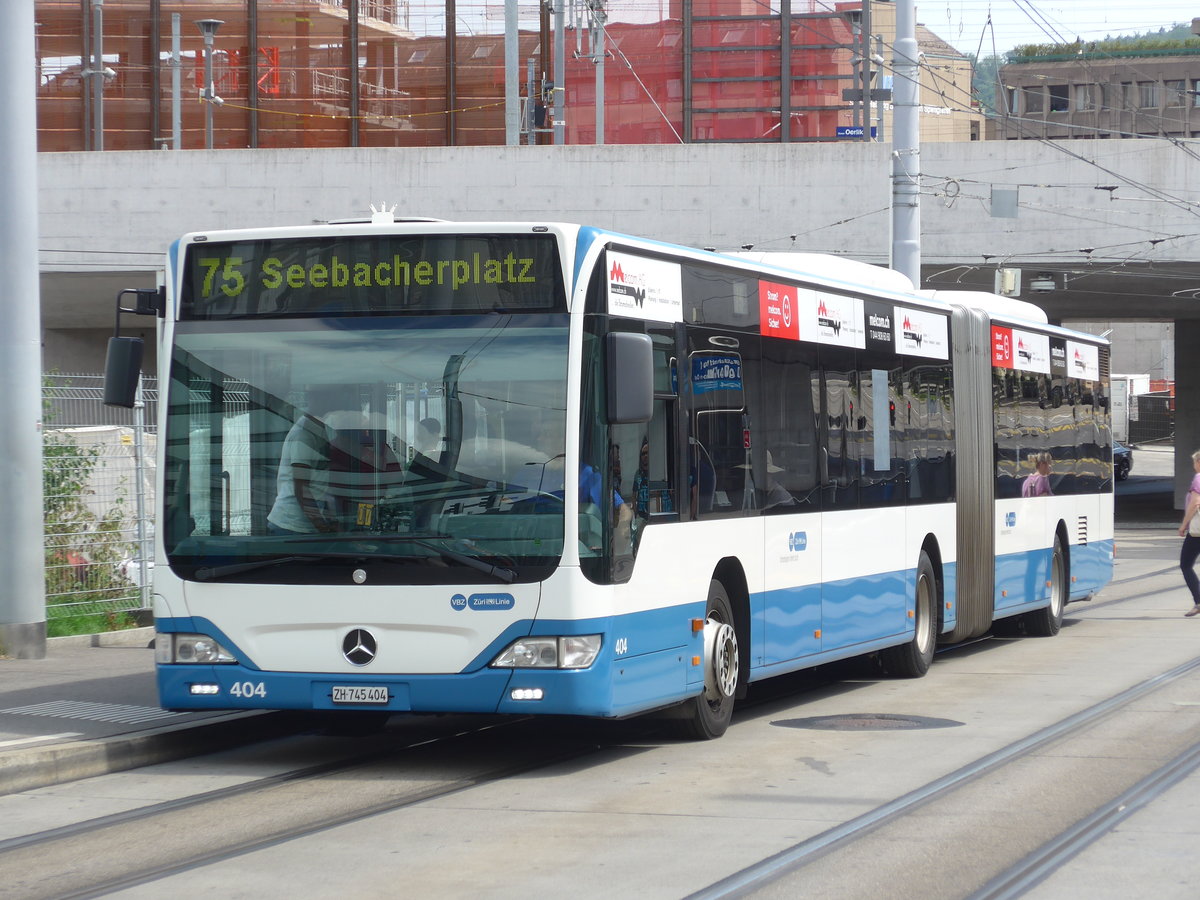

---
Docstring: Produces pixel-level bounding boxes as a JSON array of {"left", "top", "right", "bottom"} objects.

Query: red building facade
[{"left": 34, "top": 0, "right": 876, "bottom": 151}]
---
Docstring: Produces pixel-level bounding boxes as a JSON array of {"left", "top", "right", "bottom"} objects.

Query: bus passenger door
[
  {"left": 818, "top": 350, "right": 909, "bottom": 651},
  {"left": 758, "top": 339, "right": 823, "bottom": 665}
]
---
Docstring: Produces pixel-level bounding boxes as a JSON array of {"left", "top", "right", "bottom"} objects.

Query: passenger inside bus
[
  {"left": 514, "top": 420, "right": 633, "bottom": 544},
  {"left": 1022, "top": 451, "right": 1054, "bottom": 497},
  {"left": 267, "top": 384, "right": 347, "bottom": 535},
  {"left": 406, "top": 416, "right": 444, "bottom": 483},
  {"left": 633, "top": 437, "right": 675, "bottom": 517}
]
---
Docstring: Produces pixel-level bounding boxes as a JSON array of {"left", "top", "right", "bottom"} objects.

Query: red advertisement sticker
[
  {"left": 991, "top": 325, "right": 1013, "bottom": 368},
  {"left": 759, "top": 280, "right": 799, "bottom": 340}
]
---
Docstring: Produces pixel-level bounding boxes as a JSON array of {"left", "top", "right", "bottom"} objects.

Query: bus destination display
[{"left": 181, "top": 233, "right": 565, "bottom": 318}]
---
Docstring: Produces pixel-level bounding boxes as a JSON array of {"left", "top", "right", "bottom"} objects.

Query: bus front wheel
[{"left": 670, "top": 580, "right": 739, "bottom": 740}]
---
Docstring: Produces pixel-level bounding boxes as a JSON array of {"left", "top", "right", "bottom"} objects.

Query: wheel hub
[{"left": 703, "top": 620, "right": 738, "bottom": 702}]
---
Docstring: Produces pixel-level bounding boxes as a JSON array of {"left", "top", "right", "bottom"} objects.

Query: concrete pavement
[{"left": 0, "top": 628, "right": 299, "bottom": 795}]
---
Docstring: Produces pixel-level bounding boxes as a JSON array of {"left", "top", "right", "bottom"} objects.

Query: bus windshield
[{"left": 164, "top": 313, "right": 570, "bottom": 584}]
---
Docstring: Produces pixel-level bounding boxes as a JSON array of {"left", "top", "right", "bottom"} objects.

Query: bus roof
[
  {"left": 921, "top": 289, "right": 1048, "bottom": 325},
  {"left": 726, "top": 251, "right": 915, "bottom": 294}
]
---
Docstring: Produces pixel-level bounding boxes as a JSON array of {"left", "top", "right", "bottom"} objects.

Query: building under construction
[{"left": 36, "top": 0, "right": 982, "bottom": 151}]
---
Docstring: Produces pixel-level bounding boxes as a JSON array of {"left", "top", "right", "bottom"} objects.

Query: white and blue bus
[{"left": 104, "top": 214, "right": 1113, "bottom": 739}]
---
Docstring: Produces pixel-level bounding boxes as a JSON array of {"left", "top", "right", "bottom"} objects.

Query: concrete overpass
[{"left": 36, "top": 139, "right": 1200, "bottom": 500}]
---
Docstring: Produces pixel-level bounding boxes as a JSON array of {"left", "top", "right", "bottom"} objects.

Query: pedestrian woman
[
  {"left": 1179, "top": 450, "right": 1200, "bottom": 616},
  {"left": 1021, "top": 452, "right": 1053, "bottom": 498}
]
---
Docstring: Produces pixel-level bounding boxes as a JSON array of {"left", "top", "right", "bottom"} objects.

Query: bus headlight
[
  {"left": 155, "top": 633, "right": 238, "bottom": 665},
  {"left": 492, "top": 635, "right": 601, "bottom": 670}
]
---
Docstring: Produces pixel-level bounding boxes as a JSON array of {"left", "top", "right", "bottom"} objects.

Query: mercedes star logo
[{"left": 342, "top": 628, "right": 377, "bottom": 666}]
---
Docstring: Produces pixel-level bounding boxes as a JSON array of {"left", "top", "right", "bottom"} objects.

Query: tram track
[
  {"left": 3, "top": 534, "right": 1188, "bottom": 899},
  {"left": 0, "top": 716, "right": 613, "bottom": 900},
  {"left": 0, "top": 717, "right": 516, "bottom": 856},
  {"left": 688, "top": 652, "right": 1200, "bottom": 899},
  {"left": 969, "top": 737, "right": 1200, "bottom": 900},
  {"left": 10, "top": 648, "right": 1198, "bottom": 900}
]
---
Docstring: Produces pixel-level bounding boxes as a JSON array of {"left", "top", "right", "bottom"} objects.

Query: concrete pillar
[
  {"left": 1173, "top": 321, "right": 1200, "bottom": 510},
  {"left": 0, "top": 1, "right": 46, "bottom": 657}
]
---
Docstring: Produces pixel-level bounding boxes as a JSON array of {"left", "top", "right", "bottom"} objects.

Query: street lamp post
[{"left": 196, "top": 18, "right": 223, "bottom": 150}]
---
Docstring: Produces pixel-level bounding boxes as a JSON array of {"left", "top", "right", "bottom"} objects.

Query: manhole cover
[{"left": 772, "top": 713, "right": 963, "bottom": 731}]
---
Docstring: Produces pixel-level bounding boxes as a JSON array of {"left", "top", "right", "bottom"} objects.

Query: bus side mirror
[
  {"left": 103, "top": 336, "right": 144, "bottom": 408},
  {"left": 606, "top": 332, "right": 653, "bottom": 424},
  {"left": 103, "top": 286, "right": 162, "bottom": 407}
]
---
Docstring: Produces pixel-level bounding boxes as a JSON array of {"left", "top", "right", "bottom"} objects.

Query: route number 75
[{"left": 199, "top": 257, "right": 246, "bottom": 298}]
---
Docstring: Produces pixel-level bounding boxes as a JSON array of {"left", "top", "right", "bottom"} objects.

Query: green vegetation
[
  {"left": 969, "top": 23, "right": 1200, "bottom": 117},
  {"left": 43, "top": 384, "right": 141, "bottom": 637},
  {"left": 1011, "top": 24, "right": 1200, "bottom": 60},
  {"left": 970, "top": 54, "right": 1004, "bottom": 116}
]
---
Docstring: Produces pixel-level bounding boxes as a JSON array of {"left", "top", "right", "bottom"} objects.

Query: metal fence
[
  {"left": 1128, "top": 393, "right": 1174, "bottom": 445},
  {"left": 42, "top": 373, "right": 158, "bottom": 634}
]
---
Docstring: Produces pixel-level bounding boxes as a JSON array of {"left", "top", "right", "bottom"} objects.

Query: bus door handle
[{"left": 222, "top": 471, "right": 231, "bottom": 534}]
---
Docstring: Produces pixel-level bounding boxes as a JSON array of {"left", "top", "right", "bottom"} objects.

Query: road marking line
[{"left": 0, "top": 733, "right": 82, "bottom": 748}]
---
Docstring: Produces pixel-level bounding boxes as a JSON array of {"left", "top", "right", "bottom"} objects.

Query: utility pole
[
  {"left": 591, "top": 0, "right": 606, "bottom": 144},
  {"left": 891, "top": 0, "right": 921, "bottom": 286},
  {"left": 573, "top": 0, "right": 607, "bottom": 144},
  {"left": 87, "top": 0, "right": 105, "bottom": 151},
  {"left": 505, "top": 0, "right": 519, "bottom": 145},
  {"left": 197, "top": 19, "right": 224, "bottom": 150},
  {"left": 526, "top": 57, "right": 536, "bottom": 143},
  {"left": 0, "top": 0, "right": 47, "bottom": 657},
  {"left": 553, "top": 0, "right": 565, "bottom": 144},
  {"left": 171, "top": 14, "right": 182, "bottom": 149},
  {"left": 874, "top": 34, "right": 885, "bottom": 142}
]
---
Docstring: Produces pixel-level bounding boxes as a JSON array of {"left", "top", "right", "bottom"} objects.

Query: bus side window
[
  {"left": 759, "top": 339, "right": 818, "bottom": 508},
  {"left": 613, "top": 329, "right": 679, "bottom": 538},
  {"left": 822, "top": 351, "right": 859, "bottom": 508},
  {"left": 625, "top": 397, "right": 677, "bottom": 521}
]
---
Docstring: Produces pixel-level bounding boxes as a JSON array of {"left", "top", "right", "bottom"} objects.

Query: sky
[{"left": 922, "top": 1, "right": 1199, "bottom": 56}]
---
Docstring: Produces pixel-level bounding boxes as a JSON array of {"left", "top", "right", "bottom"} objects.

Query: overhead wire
[{"left": 729, "top": 15, "right": 1200, "bottom": 264}]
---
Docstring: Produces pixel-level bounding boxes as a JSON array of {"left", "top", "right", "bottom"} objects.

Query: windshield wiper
[
  {"left": 378, "top": 536, "right": 516, "bottom": 584},
  {"left": 193, "top": 539, "right": 516, "bottom": 584},
  {"left": 194, "top": 555, "right": 321, "bottom": 581}
]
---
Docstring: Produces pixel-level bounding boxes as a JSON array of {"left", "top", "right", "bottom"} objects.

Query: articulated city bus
[{"left": 104, "top": 213, "right": 1113, "bottom": 739}]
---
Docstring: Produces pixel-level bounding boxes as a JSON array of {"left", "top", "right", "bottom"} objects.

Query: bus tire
[
  {"left": 671, "top": 580, "right": 739, "bottom": 740},
  {"left": 880, "top": 551, "right": 937, "bottom": 678},
  {"left": 1020, "top": 534, "right": 1067, "bottom": 637}
]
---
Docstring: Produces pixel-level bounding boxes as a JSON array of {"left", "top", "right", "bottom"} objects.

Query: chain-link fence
[{"left": 43, "top": 373, "right": 158, "bottom": 636}]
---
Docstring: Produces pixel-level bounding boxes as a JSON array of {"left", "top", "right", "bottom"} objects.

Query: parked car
[{"left": 1114, "top": 441, "right": 1133, "bottom": 480}]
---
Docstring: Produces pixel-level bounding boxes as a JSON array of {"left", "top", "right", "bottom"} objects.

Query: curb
[
  {"left": 47, "top": 625, "right": 157, "bottom": 650},
  {"left": 0, "top": 710, "right": 304, "bottom": 797}
]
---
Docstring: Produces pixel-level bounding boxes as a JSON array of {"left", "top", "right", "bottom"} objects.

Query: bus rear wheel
[
  {"left": 670, "top": 580, "right": 739, "bottom": 740},
  {"left": 879, "top": 551, "right": 937, "bottom": 678},
  {"left": 1020, "top": 534, "right": 1066, "bottom": 637}
]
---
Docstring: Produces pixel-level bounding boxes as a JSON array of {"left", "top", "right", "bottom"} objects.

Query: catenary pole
[
  {"left": 505, "top": 0, "right": 519, "bottom": 145},
  {"left": 593, "top": 1, "right": 606, "bottom": 145},
  {"left": 891, "top": 0, "right": 921, "bottom": 286},
  {"left": 171, "top": 14, "right": 181, "bottom": 150},
  {"left": 553, "top": 0, "right": 565, "bottom": 144},
  {"left": 90, "top": 0, "right": 104, "bottom": 151},
  {"left": 0, "top": 0, "right": 47, "bottom": 657}
]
